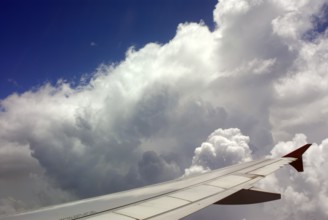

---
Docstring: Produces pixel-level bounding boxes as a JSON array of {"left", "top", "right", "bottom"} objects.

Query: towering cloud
[
  {"left": 184, "top": 128, "right": 252, "bottom": 176},
  {"left": 0, "top": 0, "right": 327, "bottom": 219}
]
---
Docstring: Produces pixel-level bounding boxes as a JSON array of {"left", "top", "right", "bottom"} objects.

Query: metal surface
[
  {"left": 0, "top": 144, "right": 311, "bottom": 220},
  {"left": 249, "top": 159, "right": 290, "bottom": 176},
  {"left": 85, "top": 213, "right": 134, "bottom": 220},
  {"left": 169, "top": 185, "right": 224, "bottom": 202},
  {"left": 207, "top": 175, "right": 251, "bottom": 189},
  {"left": 114, "top": 196, "right": 189, "bottom": 219}
]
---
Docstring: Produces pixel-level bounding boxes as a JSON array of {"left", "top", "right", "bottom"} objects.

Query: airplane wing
[{"left": 0, "top": 144, "right": 311, "bottom": 220}]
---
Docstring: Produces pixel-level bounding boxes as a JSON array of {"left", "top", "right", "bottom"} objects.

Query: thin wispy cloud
[{"left": 7, "top": 79, "right": 18, "bottom": 87}]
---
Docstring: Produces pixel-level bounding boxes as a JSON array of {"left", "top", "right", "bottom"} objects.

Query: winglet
[{"left": 283, "top": 143, "right": 312, "bottom": 172}]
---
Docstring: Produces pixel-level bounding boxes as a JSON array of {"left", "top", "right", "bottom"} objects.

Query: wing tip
[
  {"left": 283, "top": 143, "right": 312, "bottom": 159},
  {"left": 283, "top": 143, "right": 312, "bottom": 172}
]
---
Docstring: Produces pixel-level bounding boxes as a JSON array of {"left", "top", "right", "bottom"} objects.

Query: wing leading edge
[
  {"left": 0, "top": 144, "right": 312, "bottom": 220},
  {"left": 215, "top": 143, "right": 312, "bottom": 205}
]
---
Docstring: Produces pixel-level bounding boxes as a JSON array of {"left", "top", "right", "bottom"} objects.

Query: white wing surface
[{"left": 0, "top": 144, "right": 311, "bottom": 220}]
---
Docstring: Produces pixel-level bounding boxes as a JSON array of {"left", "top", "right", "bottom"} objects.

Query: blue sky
[{"left": 0, "top": 0, "right": 216, "bottom": 98}]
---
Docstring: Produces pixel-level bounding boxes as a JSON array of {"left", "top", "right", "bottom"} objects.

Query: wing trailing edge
[
  {"left": 214, "top": 187, "right": 280, "bottom": 205},
  {"left": 283, "top": 143, "right": 312, "bottom": 172}
]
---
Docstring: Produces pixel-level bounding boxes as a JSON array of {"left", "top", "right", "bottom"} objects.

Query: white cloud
[
  {"left": 184, "top": 128, "right": 252, "bottom": 176},
  {"left": 255, "top": 134, "right": 328, "bottom": 220},
  {"left": 0, "top": 0, "right": 328, "bottom": 219},
  {"left": 184, "top": 132, "right": 328, "bottom": 220}
]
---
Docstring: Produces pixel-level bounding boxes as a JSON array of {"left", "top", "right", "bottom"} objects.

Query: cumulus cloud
[
  {"left": 0, "top": 0, "right": 328, "bottom": 219},
  {"left": 184, "top": 132, "right": 328, "bottom": 220},
  {"left": 184, "top": 128, "right": 252, "bottom": 176},
  {"left": 257, "top": 134, "right": 328, "bottom": 220}
]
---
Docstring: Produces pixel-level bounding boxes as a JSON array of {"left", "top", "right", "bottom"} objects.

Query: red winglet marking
[
  {"left": 283, "top": 143, "right": 312, "bottom": 172},
  {"left": 283, "top": 144, "right": 312, "bottom": 159}
]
